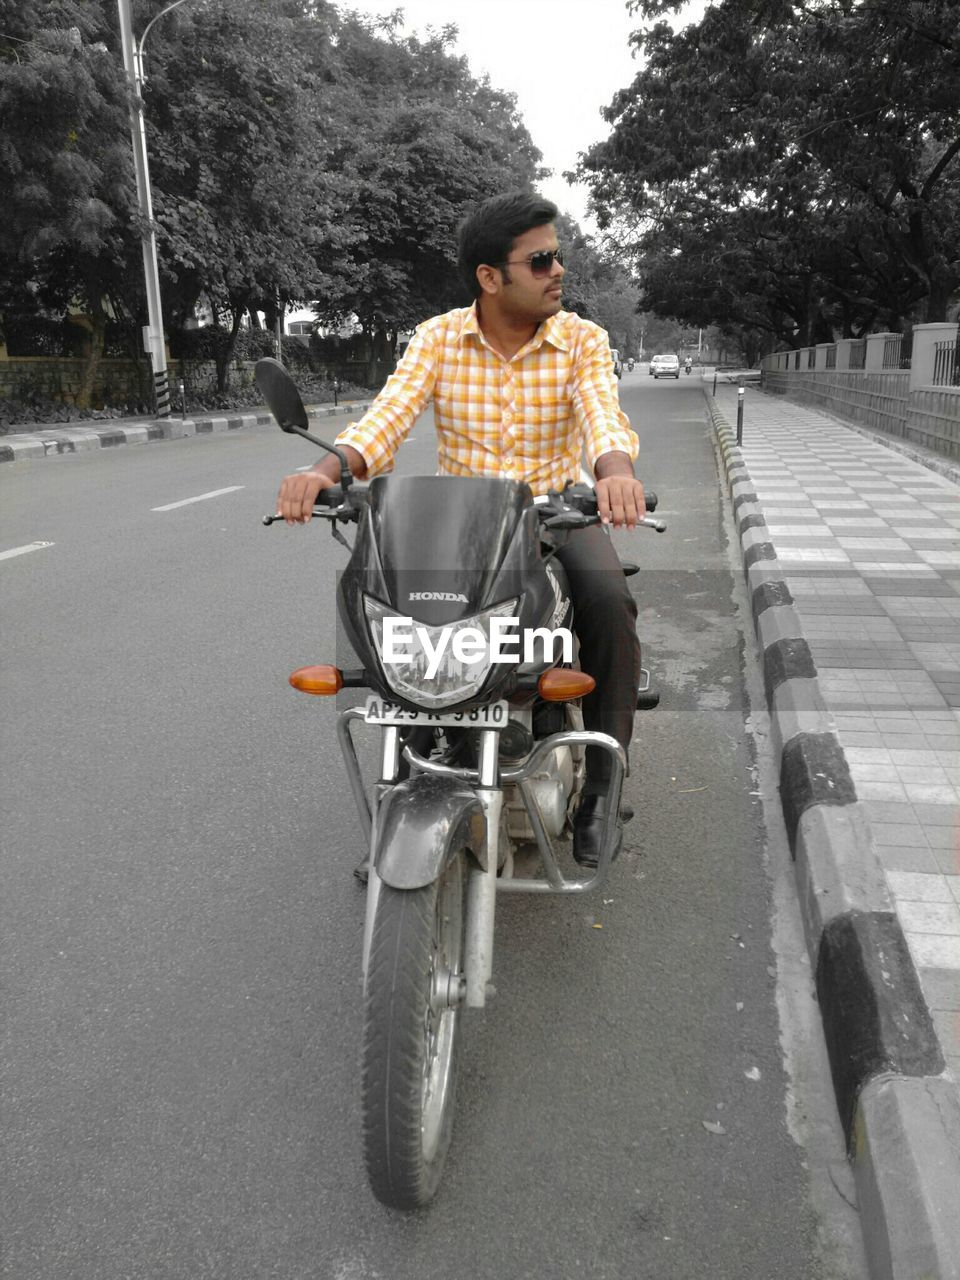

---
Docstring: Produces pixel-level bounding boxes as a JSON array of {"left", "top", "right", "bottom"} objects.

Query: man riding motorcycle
[{"left": 276, "top": 191, "right": 644, "bottom": 868}]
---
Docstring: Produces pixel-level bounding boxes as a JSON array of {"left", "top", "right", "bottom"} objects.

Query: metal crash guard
[
  {"left": 336, "top": 708, "right": 626, "bottom": 894},
  {"left": 402, "top": 729, "right": 626, "bottom": 895}
]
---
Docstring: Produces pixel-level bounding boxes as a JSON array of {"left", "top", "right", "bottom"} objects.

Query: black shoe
[{"left": 572, "top": 795, "right": 623, "bottom": 869}]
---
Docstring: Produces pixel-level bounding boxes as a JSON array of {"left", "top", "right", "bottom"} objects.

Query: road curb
[
  {"left": 705, "top": 387, "right": 960, "bottom": 1280},
  {"left": 0, "top": 401, "right": 375, "bottom": 463}
]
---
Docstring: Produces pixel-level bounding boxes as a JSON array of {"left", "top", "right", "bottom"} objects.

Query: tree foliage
[
  {"left": 0, "top": 0, "right": 138, "bottom": 398},
  {"left": 578, "top": 0, "right": 960, "bottom": 349},
  {"left": 312, "top": 14, "right": 545, "bottom": 330},
  {"left": 141, "top": 0, "right": 340, "bottom": 385},
  {"left": 554, "top": 214, "right": 644, "bottom": 352},
  {"left": 1, "top": 0, "right": 547, "bottom": 396}
]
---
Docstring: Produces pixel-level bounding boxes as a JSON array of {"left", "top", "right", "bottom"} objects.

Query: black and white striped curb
[
  {"left": 707, "top": 389, "right": 960, "bottom": 1280},
  {"left": 0, "top": 401, "right": 375, "bottom": 463}
]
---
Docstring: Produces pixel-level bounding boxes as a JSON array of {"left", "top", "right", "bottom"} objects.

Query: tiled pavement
[{"left": 713, "top": 384, "right": 960, "bottom": 1081}]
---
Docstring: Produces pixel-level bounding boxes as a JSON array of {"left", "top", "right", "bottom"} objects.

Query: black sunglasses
[{"left": 498, "top": 248, "right": 564, "bottom": 277}]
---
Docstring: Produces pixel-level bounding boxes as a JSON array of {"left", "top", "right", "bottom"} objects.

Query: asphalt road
[{"left": 1, "top": 371, "right": 866, "bottom": 1279}]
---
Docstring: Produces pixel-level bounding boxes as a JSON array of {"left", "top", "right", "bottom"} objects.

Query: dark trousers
[{"left": 554, "top": 525, "right": 641, "bottom": 793}]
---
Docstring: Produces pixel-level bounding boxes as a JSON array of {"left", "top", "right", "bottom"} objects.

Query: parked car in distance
[
  {"left": 610, "top": 348, "right": 623, "bottom": 379},
  {"left": 650, "top": 354, "right": 680, "bottom": 379}
]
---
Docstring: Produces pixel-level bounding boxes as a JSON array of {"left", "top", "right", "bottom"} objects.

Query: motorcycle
[
  {"left": 627, "top": 358, "right": 635, "bottom": 372},
  {"left": 256, "top": 358, "right": 664, "bottom": 1210},
  {"left": 684, "top": 361, "right": 692, "bottom": 375}
]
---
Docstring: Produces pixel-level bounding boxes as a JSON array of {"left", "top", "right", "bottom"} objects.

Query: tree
[
  {"left": 142, "top": 0, "right": 350, "bottom": 389},
  {"left": 549, "top": 214, "right": 643, "bottom": 352},
  {"left": 0, "top": 1, "right": 139, "bottom": 403},
  {"left": 577, "top": 0, "right": 960, "bottom": 349},
  {"left": 305, "top": 11, "right": 545, "bottom": 381},
  {"left": 1, "top": 0, "right": 551, "bottom": 403},
  {"left": 146, "top": 3, "right": 546, "bottom": 386}
]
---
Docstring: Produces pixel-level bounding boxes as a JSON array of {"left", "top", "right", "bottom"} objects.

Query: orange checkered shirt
[{"left": 335, "top": 305, "right": 638, "bottom": 496}]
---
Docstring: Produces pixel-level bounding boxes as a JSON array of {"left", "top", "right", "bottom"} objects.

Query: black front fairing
[{"left": 337, "top": 476, "right": 568, "bottom": 702}]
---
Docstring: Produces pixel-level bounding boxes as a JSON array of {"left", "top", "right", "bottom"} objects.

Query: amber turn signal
[
  {"left": 289, "top": 665, "right": 343, "bottom": 695},
  {"left": 537, "top": 669, "right": 596, "bottom": 701}
]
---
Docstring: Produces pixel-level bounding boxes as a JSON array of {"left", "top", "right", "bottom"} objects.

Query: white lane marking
[
  {"left": 152, "top": 486, "right": 244, "bottom": 512},
  {"left": 0, "top": 541, "right": 55, "bottom": 561}
]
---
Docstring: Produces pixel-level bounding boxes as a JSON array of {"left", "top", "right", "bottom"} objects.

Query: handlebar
[
  {"left": 264, "top": 480, "right": 664, "bottom": 531},
  {"left": 536, "top": 483, "right": 664, "bottom": 533}
]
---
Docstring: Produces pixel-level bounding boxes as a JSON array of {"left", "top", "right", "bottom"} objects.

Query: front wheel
[{"left": 361, "top": 853, "right": 465, "bottom": 1209}]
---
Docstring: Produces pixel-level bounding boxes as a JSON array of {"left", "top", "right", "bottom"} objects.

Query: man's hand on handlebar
[
  {"left": 276, "top": 443, "right": 368, "bottom": 523},
  {"left": 276, "top": 468, "right": 336, "bottom": 524},
  {"left": 595, "top": 474, "right": 647, "bottom": 529}
]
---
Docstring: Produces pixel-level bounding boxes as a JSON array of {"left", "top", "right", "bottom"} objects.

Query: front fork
[
  {"left": 360, "top": 725, "right": 502, "bottom": 1009},
  {"left": 360, "top": 725, "right": 401, "bottom": 997},
  {"left": 463, "top": 731, "right": 501, "bottom": 1008}
]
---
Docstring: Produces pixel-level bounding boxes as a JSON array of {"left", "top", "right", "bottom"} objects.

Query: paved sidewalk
[
  {"left": 720, "top": 385, "right": 960, "bottom": 1054},
  {"left": 709, "top": 382, "right": 960, "bottom": 1279},
  {"left": 0, "top": 398, "right": 374, "bottom": 463}
]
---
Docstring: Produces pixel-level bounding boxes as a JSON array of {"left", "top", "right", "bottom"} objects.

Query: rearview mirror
[
  {"left": 254, "top": 357, "right": 354, "bottom": 489},
  {"left": 255, "top": 357, "right": 308, "bottom": 433}
]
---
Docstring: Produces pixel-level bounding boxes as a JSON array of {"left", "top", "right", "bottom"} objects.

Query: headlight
[{"left": 364, "top": 596, "right": 519, "bottom": 709}]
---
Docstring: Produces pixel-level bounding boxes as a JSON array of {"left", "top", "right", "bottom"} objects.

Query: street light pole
[{"left": 116, "top": 0, "right": 189, "bottom": 417}]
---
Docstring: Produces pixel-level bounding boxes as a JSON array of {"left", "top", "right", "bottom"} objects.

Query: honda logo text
[{"left": 408, "top": 592, "right": 469, "bottom": 603}]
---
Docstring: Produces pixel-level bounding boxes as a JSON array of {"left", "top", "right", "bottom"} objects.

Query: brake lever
[
  {"left": 262, "top": 510, "right": 331, "bottom": 525},
  {"left": 262, "top": 501, "right": 358, "bottom": 526}
]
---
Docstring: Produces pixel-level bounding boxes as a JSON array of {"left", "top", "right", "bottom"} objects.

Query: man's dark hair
[{"left": 458, "top": 191, "right": 559, "bottom": 299}]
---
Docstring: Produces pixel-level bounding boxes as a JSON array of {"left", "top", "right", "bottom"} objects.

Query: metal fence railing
[
  {"left": 883, "top": 333, "right": 913, "bottom": 369},
  {"left": 765, "top": 329, "right": 960, "bottom": 383},
  {"left": 933, "top": 336, "right": 960, "bottom": 387}
]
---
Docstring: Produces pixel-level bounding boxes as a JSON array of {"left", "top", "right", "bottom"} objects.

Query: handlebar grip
[
  {"left": 561, "top": 481, "right": 657, "bottom": 514},
  {"left": 315, "top": 484, "right": 344, "bottom": 508}
]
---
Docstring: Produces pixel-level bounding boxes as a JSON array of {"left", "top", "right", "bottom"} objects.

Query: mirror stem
[{"left": 284, "top": 423, "right": 353, "bottom": 489}]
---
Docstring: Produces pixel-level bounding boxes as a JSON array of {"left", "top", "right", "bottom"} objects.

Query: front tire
[{"left": 361, "top": 853, "right": 465, "bottom": 1209}]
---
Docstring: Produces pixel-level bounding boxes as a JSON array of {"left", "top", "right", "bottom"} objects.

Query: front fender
[{"left": 374, "top": 774, "right": 487, "bottom": 890}]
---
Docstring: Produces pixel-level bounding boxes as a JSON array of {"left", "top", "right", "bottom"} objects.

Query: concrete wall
[
  {"left": 0, "top": 356, "right": 222, "bottom": 406},
  {"left": 761, "top": 368, "right": 910, "bottom": 437},
  {"left": 908, "top": 388, "right": 960, "bottom": 461},
  {"left": 0, "top": 357, "right": 154, "bottom": 406},
  {"left": 761, "top": 324, "right": 960, "bottom": 462},
  {"left": 0, "top": 356, "right": 368, "bottom": 408}
]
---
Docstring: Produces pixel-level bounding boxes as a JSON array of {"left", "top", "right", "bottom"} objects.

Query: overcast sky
[{"left": 338, "top": 0, "right": 650, "bottom": 234}]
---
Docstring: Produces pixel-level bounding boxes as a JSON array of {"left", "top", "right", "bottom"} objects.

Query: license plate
[{"left": 363, "top": 696, "right": 509, "bottom": 729}]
